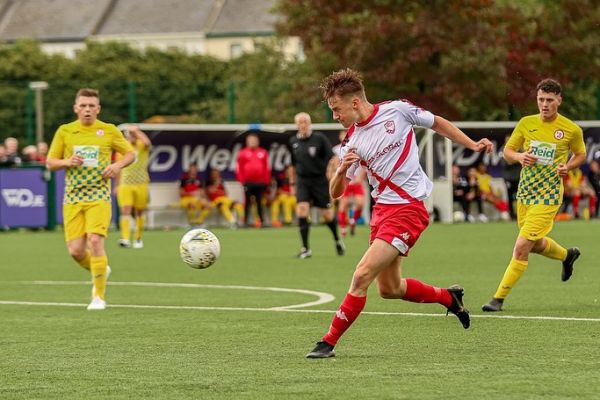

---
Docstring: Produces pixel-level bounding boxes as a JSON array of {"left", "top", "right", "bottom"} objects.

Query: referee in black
[{"left": 288, "top": 112, "right": 344, "bottom": 259}]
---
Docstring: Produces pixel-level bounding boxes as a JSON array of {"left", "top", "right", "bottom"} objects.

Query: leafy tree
[{"left": 275, "top": 0, "right": 600, "bottom": 120}]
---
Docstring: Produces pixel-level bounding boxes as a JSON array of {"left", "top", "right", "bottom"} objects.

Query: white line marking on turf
[
  {"left": 0, "top": 300, "right": 599, "bottom": 322},
  {"left": 2, "top": 281, "right": 599, "bottom": 323},
  {"left": 20, "top": 280, "right": 336, "bottom": 310}
]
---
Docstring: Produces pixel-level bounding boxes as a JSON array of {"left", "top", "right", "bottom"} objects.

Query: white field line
[
  {"left": 1, "top": 280, "right": 599, "bottom": 323},
  {"left": 18, "top": 280, "right": 336, "bottom": 310}
]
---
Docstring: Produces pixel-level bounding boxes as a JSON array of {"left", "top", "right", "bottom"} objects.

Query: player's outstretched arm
[{"left": 432, "top": 115, "right": 492, "bottom": 153}]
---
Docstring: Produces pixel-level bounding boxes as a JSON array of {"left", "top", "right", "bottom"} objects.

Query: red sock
[
  {"left": 573, "top": 195, "right": 581, "bottom": 215},
  {"left": 496, "top": 201, "right": 509, "bottom": 212},
  {"left": 590, "top": 196, "right": 597, "bottom": 216},
  {"left": 337, "top": 210, "right": 348, "bottom": 228},
  {"left": 322, "top": 293, "right": 366, "bottom": 346},
  {"left": 402, "top": 278, "right": 452, "bottom": 308},
  {"left": 353, "top": 207, "right": 362, "bottom": 222}
]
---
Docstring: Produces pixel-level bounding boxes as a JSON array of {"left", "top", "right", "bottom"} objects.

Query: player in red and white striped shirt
[{"left": 307, "top": 68, "right": 493, "bottom": 359}]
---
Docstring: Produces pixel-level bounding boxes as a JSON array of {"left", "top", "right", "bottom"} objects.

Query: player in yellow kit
[
  {"left": 482, "top": 79, "right": 585, "bottom": 312},
  {"left": 115, "top": 125, "right": 151, "bottom": 249},
  {"left": 46, "top": 88, "right": 134, "bottom": 311}
]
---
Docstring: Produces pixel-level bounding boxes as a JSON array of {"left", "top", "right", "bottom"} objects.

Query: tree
[{"left": 275, "top": 0, "right": 600, "bottom": 120}]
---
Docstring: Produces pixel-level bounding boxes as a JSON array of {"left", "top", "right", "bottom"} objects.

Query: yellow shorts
[
  {"left": 117, "top": 183, "right": 149, "bottom": 210},
  {"left": 212, "top": 196, "right": 233, "bottom": 208},
  {"left": 180, "top": 196, "right": 202, "bottom": 209},
  {"left": 517, "top": 202, "right": 561, "bottom": 241},
  {"left": 63, "top": 201, "right": 112, "bottom": 242}
]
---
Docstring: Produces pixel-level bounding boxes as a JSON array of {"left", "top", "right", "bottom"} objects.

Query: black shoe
[
  {"left": 306, "top": 341, "right": 335, "bottom": 358},
  {"left": 297, "top": 248, "right": 312, "bottom": 259},
  {"left": 562, "top": 247, "right": 580, "bottom": 282},
  {"left": 481, "top": 297, "right": 504, "bottom": 312},
  {"left": 335, "top": 240, "right": 345, "bottom": 256},
  {"left": 446, "top": 285, "right": 470, "bottom": 329}
]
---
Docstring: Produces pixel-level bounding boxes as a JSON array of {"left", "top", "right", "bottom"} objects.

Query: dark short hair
[
  {"left": 536, "top": 79, "right": 561, "bottom": 95},
  {"left": 75, "top": 88, "right": 100, "bottom": 101},
  {"left": 320, "top": 68, "right": 365, "bottom": 100}
]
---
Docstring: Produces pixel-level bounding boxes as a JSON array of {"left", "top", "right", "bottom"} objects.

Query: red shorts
[
  {"left": 343, "top": 182, "right": 365, "bottom": 197},
  {"left": 369, "top": 201, "right": 429, "bottom": 256}
]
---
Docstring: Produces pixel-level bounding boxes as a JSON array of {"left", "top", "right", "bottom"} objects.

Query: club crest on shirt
[
  {"left": 308, "top": 146, "right": 317, "bottom": 157},
  {"left": 554, "top": 130, "right": 564, "bottom": 140},
  {"left": 384, "top": 120, "right": 395, "bottom": 134},
  {"left": 96, "top": 129, "right": 105, "bottom": 136}
]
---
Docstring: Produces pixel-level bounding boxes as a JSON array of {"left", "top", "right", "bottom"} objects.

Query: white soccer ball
[
  {"left": 453, "top": 210, "right": 465, "bottom": 222},
  {"left": 179, "top": 228, "right": 221, "bottom": 269}
]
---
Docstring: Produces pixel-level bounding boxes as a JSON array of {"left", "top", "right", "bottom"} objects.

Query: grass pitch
[{"left": 1, "top": 221, "right": 599, "bottom": 399}]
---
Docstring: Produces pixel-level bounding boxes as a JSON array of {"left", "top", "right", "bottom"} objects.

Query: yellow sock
[
  {"left": 540, "top": 237, "right": 567, "bottom": 261},
  {"left": 198, "top": 208, "right": 211, "bottom": 223},
  {"left": 90, "top": 256, "right": 108, "bottom": 300},
  {"left": 76, "top": 250, "right": 91, "bottom": 271},
  {"left": 120, "top": 216, "right": 131, "bottom": 241},
  {"left": 220, "top": 204, "right": 234, "bottom": 223},
  {"left": 234, "top": 203, "right": 244, "bottom": 221},
  {"left": 186, "top": 207, "right": 197, "bottom": 223},
  {"left": 283, "top": 196, "right": 295, "bottom": 224},
  {"left": 271, "top": 198, "right": 281, "bottom": 223},
  {"left": 135, "top": 215, "right": 144, "bottom": 241},
  {"left": 494, "top": 258, "right": 528, "bottom": 299}
]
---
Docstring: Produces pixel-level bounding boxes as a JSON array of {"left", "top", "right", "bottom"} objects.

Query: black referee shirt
[{"left": 289, "top": 132, "right": 334, "bottom": 179}]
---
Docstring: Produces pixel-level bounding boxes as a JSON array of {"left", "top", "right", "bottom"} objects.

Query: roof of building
[
  {"left": 0, "top": 0, "right": 113, "bottom": 41},
  {"left": 97, "top": 0, "right": 214, "bottom": 35},
  {"left": 0, "top": 0, "right": 278, "bottom": 42},
  {"left": 208, "top": 0, "right": 279, "bottom": 36}
]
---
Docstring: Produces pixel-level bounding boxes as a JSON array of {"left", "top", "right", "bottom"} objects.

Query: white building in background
[{"left": 0, "top": 0, "right": 302, "bottom": 60}]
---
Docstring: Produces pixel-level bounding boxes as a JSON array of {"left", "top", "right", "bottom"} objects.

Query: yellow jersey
[
  {"left": 506, "top": 113, "right": 585, "bottom": 205},
  {"left": 118, "top": 139, "right": 150, "bottom": 185},
  {"left": 48, "top": 119, "right": 133, "bottom": 204}
]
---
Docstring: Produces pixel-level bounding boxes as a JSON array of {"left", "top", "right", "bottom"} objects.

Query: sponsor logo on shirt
[
  {"left": 308, "top": 146, "right": 317, "bottom": 157},
  {"left": 96, "top": 129, "right": 105, "bottom": 136},
  {"left": 74, "top": 145, "right": 100, "bottom": 167},
  {"left": 366, "top": 141, "right": 401, "bottom": 167},
  {"left": 529, "top": 141, "right": 556, "bottom": 166}
]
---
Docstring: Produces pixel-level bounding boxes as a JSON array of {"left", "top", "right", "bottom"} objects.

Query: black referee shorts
[{"left": 296, "top": 176, "right": 332, "bottom": 209}]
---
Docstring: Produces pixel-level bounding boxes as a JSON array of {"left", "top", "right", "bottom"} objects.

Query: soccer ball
[
  {"left": 453, "top": 210, "right": 465, "bottom": 222},
  {"left": 179, "top": 228, "right": 221, "bottom": 269}
]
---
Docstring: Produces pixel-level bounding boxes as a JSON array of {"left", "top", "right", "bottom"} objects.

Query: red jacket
[{"left": 236, "top": 147, "right": 271, "bottom": 185}]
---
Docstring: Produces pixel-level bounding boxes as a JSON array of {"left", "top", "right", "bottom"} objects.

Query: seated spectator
[
  {"left": 4, "top": 137, "right": 22, "bottom": 167},
  {"left": 0, "top": 145, "right": 15, "bottom": 167},
  {"left": 21, "top": 145, "right": 41, "bottom": 164},
  {"left": 587, "top": 160, "right": 600, "bottom": 218},
  {"left": 36, "top": 141, "right": 48, "bottom": 164},
  {"left": 206, "top": 169, "right": 244, "bottom": 228},
  {"left": 454, "top": 166, "right": 485, "bottom": 222},
  {"left": 180, "top": 165, "right": 211, "bottom": 226},
  {"left": 475, "top": 161, "right": 510, "bottom": 221},
  {"left": 562, "top": 167, "right": 597, "bottom": 219},
  {"left": 270, "top": 170, "right": 296, "bottom": 227}
]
